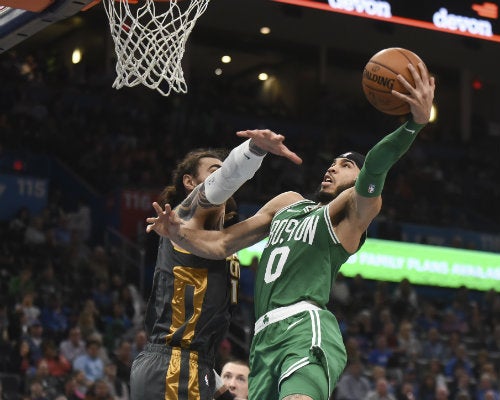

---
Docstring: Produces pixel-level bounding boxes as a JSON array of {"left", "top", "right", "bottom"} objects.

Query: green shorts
[{"left": 248, "top": 306, "right": 347, "bottom": 400}]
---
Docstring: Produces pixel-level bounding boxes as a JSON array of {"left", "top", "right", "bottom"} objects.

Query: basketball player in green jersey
[
  {"left": 131, "top": 130, "right": 301, "bottom": 400},
  {"left": 146, "top": 62, "right": 435, "bottom": 400}
]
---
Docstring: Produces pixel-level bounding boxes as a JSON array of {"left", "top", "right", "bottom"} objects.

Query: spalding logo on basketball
[{"left": 362, "top": 47, "right": 428, "bottom": 116}]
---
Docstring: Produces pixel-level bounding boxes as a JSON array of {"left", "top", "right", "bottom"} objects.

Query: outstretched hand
[
  {"left": 236, "top": 129, "right": 303, "bottom": 165},
  {"left": 392, "top": 62, "right": 435, "bottom": 124},
  {"left": 146, "top": 202, "right": 181, "bottom": 237}
]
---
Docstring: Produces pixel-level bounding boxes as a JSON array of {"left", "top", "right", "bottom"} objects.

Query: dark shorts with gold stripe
[{"left": 130, "top": 344, "right": 215, "bottom": 400}]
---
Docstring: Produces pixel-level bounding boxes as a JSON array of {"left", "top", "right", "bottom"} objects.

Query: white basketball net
[{"left": 102, "top": 0, "right": 210, "bottom": 96}]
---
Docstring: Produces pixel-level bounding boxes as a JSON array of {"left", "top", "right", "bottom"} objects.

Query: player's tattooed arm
[{"left": 176, "top": 183, "right": 219, "bottom": 221}]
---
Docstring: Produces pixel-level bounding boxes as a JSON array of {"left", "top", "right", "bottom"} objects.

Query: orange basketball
[{"left": 362, "top": 47, "right": 427, "bottom": 115}]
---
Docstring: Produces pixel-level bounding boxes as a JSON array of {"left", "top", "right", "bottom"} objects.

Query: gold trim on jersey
[
  {"left": 173, "top": 245, "right": 191, "bottom": 254},
  {"left": 164, "top": 348, "right": 201, "bottom": 400},
  {"left": 165, "top": 347, "right": 181, "bottom": 400},
  {"left": 166, "top": 266, "right": 208, "bottom": 347},
  {"left": 188, "top": 351, "right": 200, "bottom": 399},
  {"left": 227, "top": 254, "right": 240, "bottom": 304}
]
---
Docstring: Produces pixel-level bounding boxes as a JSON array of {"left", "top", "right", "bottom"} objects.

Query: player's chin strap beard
[{"left": 315, "top": 181, "right": 356, "bottom": 205}]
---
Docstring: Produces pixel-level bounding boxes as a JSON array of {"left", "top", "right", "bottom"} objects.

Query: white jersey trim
[
  {"left": 278, "top": 357, "right": 310, "bottom": 389},
  {"left": 277, "top": 309, "right": 332, "bottom": 396},
  {"left": 323, "top": 205, "right": 340, "bottom": 244},
  {"left": 274, "top": 199, "right": 314, "bottom": 219},
  {"left": 254, "top": 300, "right": 321, "bottom": 335},
  {"left": 310, "top": 309, "right": 321, "bottom": 347}
]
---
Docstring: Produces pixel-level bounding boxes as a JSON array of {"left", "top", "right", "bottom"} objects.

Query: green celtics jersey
[{"left": 254, "top": 199, "right": 352, "bottom": 319}]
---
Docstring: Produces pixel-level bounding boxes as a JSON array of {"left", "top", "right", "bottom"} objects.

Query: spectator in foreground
[{"left": 220, "top": 359, "right": 250, "bottom": 400}]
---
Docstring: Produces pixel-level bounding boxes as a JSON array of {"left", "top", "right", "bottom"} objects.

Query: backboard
[
  {"left": 1, "top": 0, "right": 212, "bottom": 96},
  {"left": 0, "top": 0, "right": 95, "bottom": 53}
]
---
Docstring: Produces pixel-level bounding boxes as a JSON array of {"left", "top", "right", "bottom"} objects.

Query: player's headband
[{"left": 335, "top": 151, "right": 365, "bottom": 170}]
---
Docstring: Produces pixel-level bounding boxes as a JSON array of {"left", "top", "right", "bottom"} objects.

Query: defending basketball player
[
  {"left": 146, "top": 62, "right": 435, "bottom": 400},
  {"left": 130, "top": 130, "right": 301, "bottom": 400}
]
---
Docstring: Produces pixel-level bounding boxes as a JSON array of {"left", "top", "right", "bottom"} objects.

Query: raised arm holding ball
[{"left": 147, "top": 50, "right": 435, "bottom": 400}]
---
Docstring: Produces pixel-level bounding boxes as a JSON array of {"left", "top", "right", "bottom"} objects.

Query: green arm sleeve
[{"left": 355, "top": 119, "right": 426, "bottom": 197}]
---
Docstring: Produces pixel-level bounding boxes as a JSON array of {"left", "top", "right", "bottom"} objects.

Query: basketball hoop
[{"left": 102, "top": 0, "right": 210, "bottom": 96}]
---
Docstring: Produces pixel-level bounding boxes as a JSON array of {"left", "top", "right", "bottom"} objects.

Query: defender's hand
[
  {"left": 236, "top": 129, "right": 303, "bottom": 165},
  {"left": 146, "top": 202, "right": 181, "bottom": 237}
]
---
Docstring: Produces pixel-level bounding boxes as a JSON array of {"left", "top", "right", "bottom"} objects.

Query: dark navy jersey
[{"left": 144, "top": 237, "right": 240, "bottom": 362}]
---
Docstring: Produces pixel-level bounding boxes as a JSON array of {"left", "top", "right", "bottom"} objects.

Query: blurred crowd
[
  {"left": 1, "top": 51, "right": 500, "bottom": 235},
  {"left": 1, "top": 198, "right": 499, "bottom": 400},
  {"left": 327, "top": 274, "right": 500, "bottom": 400},
  {"left": 1, "top": 50, "right": 500, "bottom": 400},
  {"left": 0, "top": 194, "right": 146, "bottom": 400}
]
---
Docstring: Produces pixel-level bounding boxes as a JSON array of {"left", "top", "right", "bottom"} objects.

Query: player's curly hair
[{"left": 159, "top": 148, "right": 227, "bottom": 208}]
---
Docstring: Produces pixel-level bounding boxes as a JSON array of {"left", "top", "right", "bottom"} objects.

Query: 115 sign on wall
[{"left": 0, "top": 174, "right": 48, "bottom": 219}]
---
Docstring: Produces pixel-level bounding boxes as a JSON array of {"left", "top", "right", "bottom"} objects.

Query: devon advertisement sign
[{"left": 273, "top": 0, "right": 500, "bottom": 42}]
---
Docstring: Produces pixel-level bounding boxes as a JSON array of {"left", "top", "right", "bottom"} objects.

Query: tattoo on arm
[
  {"left": 177, "top": 183, "right": 219, "bottom": 221},
  {"left": 176, "top": 231, "right": 187, "bottom": 243}
]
